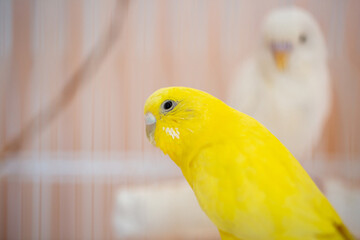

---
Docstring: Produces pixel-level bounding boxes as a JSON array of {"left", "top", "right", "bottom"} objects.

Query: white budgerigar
[
  {"left": 228, "top": 6, "right": 331, "bottom": 160},
  {"left": 113, "top": 180, "right": 217, "bottom": 239}
]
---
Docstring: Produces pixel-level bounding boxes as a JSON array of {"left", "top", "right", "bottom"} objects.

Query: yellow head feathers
[{"left": 144, "top": 87, "right": 228, "bottom": 165}]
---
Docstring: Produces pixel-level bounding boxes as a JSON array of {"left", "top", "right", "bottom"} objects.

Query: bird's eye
[
  {"left": 299, "top": 33, "right": 307, "bottom": 44},
  {"left": 161, "top": 100, "right": 176, "bottom": 112}
]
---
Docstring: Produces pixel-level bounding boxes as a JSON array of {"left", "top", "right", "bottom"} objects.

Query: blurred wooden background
[{"left": 0, "top": 0, "right": 359, "bottom": 239}]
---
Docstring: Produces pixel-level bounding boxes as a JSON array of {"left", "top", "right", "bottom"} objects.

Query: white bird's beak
[
  {"left": 271, "top": 42, "right": 292, "bottom": 71},
  {"left": 145, "top": 112, "right": 156, "bottom": 144}
]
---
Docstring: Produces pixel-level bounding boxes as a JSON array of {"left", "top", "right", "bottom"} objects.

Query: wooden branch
[{"left": 0, "top": 0, "right": 129, "bottom": 160}]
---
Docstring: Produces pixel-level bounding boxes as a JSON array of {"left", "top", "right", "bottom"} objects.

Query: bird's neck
[{"left": 161, "top": 143, "right": 198, "bottom": 186}]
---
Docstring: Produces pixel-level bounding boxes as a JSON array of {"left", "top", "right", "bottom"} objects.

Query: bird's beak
[
  {"left": 273, "top": 51, "right": 288, "bottom": 71},
  {"left": 145, "top": 112, "right": 156, "bottom": 144},
  {"left": 271, "top": 42, "right": 292, "bottom": 71}
]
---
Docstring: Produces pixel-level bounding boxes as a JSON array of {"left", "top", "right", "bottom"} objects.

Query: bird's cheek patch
[{"left": 162, "top": 127, "right": 180, "bottom": 140}]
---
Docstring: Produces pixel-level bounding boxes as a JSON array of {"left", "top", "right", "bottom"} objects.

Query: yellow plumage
[{"left": 144, "top": 87, "right": 354, "bottom": 240}]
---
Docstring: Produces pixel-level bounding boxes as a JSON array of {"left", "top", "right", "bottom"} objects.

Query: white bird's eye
[
  {"left": 299, "top": 33, "right": 307, "bottom": 44},
  {"left": 161, "top": 100, "right": 176, "bottom": 112}
]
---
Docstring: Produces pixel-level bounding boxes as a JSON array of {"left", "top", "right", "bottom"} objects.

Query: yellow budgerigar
[{"left": 144, "top": 87, "right": 354, "bottom": 240}]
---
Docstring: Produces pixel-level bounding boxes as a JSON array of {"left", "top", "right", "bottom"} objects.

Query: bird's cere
[
  {"left": 145, "top": 112, "right": 156, "bottom": 125},
  {"left": 271, "top": 41, "right": 293, "bottom": 52}
]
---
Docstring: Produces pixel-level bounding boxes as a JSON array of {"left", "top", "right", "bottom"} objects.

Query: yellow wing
[{"left": 186, "top": 113, "right": 354, "bottom": 240}]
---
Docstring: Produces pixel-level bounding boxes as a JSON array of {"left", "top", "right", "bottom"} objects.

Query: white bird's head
[{"left": 257, "top": 6, "right": 327, "bottom": 74}]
